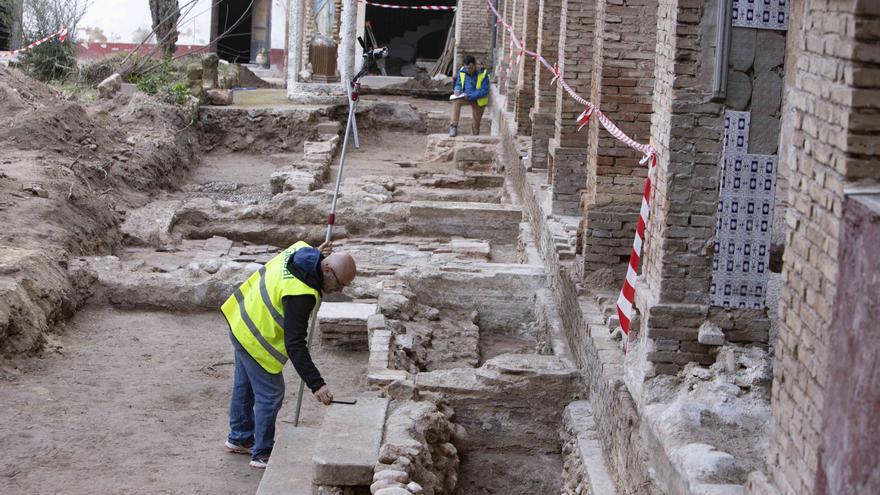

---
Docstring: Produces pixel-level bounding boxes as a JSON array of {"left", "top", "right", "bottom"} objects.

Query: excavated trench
[{"left": 1, "top": 91, "right": 582, "bottom": 495}]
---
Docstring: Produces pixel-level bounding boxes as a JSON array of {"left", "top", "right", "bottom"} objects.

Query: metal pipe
[{"left": 712, "top": 0, "right": 734, "bottom": 100}]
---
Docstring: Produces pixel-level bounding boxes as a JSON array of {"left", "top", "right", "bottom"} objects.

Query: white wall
[
  {"left": 78, "top": 0, "right": 284, "bottom": 48},
  {"left": 271, "top": 0, "right": 287, "bottom": 50}
]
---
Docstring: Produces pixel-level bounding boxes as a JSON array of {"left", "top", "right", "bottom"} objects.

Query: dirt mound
[{"left": 0, "top": 66, "right": 199, "bottom": 357}]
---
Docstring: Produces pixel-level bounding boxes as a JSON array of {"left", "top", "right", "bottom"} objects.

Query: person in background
[{"left": 449, "top": 55, "right": 490, "bottom": 137}]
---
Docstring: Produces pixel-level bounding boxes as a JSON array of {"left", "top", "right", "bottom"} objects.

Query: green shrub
[
  {"left": 162, "top": 82, "right": 190, "bottom": 106},
  {"left": 18, "top": 40, "right": 76, "bottom": 82},
  {"left": 133, "top": 62, "right": 190, "bottom": 106}
]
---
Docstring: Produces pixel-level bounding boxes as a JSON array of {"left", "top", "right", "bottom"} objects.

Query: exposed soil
[
  {"left": 0, "top": 307, "right": 366, "bottom": 495},
  {"left": 0, "top": 67, "right": 198, "bottom": 356}
]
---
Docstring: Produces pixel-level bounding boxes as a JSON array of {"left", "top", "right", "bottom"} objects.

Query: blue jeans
[{"left": 227, "top": 333, "right": 285, "bottom": 460}]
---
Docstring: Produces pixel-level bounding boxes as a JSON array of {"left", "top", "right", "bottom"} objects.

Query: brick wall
[
  {"left": 496, "top": 0, "right": 510, "bottom": 87},
  {"left": 547, "top": 0, "right": 596, "bottom": 216},
  {"left": 750, "top": 1, "right": 880, "bottom": 494},
  {"left": 528, "top": 0, "right": 563, "bottom": 169},
  {"left": 504, "top": 0, "right": 522, "bottom": 111},
  {"left": 634, "top": 0, "right": 723, "bottom": 374},
  {"left": 581, "top": 0, "right": 656, "bottom": 283},
  {"left": 513, "top": 0, "right": 539, "bottom": 134},
  {"left": 454, "top": 0, "right": 494, "bottom": 71},
  {"left": 553, "top": 0, "right": 595, "bottom": 147}
]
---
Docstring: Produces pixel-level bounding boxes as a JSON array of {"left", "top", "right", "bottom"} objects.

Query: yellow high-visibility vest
[
  {"left": 460, "top": 68, "right": 490, "bottom": 107},
  {"left": 221, "top": 241, "right": 320, "bottom": 374}
]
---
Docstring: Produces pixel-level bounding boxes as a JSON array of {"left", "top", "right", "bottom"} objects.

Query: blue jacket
[
  {"left": 287, "top": 246, "right": 324, "bottom": 293},
  {"left": 453, "top": 66, "right": 490, "bottom": 102}
]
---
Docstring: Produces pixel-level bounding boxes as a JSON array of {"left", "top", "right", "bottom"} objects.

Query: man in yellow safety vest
[
  {"left": 449, "top": 55, "right": 490, "bottom": 137},
  {"left": 220, "top": 241, "right": 357, "bottom": 469}
]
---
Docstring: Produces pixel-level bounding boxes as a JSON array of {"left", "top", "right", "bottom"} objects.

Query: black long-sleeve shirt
[{"left": 282, "top": 295, "right": 325, "bottom": 393}]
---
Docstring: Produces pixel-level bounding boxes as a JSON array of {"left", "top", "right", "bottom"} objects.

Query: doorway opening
[
  {"left": 213, "top": 0, "right": 272, "bottom": 64},
  {"left": 364, "top": 1, "right": 455, "bottom": 76}
]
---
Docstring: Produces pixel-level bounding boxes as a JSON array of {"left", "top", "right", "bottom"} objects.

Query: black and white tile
[
  {"left": 711, "top": 112, "right": 778, "bottom": 309},
  {"left": 731, "top": 0, "right": 789, "bottom": 31}
]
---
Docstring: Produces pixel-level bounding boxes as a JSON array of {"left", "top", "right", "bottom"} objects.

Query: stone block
[
  {"left": 754, "top": 30, "right": 786, "bottom": 72},
  {"left": 647, "top": 351, "right": 714, "bottom": 366},
  {"left": 454, "top": 142, "right": 495, "bottom": 163},
  {"left": 256, "top": 425, "right": 318, "bottom": 495},
  {"left": 270, "top": 169, "right": 318, "bottom": 194},
  {"left": 449, "top": 239, "right": 491, "bottom": 260},
  {"left": 729, "top": 28, "right": 756, "bottom": 72},
  {"left": 673, "top": 443, "right": 739, "bottom": 486},
  {"left": 97, "top": 73, "right": 122, "bottom": 99},
  {"left": 698, "top": 321, "right": 726, "bottom": 346},
  {"left": 408, "top": 201, "right": 522, "bottom": 243},
  {"left": 313, "top": 395, "right": 389, "bottom": 486},
  {"left": 207, "top": 89, "right": 234, "bottom": 106},
  {"left": 726, "top": 71, "right": 752, "bottom": 110},
  {"left": 367, "top": 313, "right": 387, "bottom": 331},
  {"left": 319, "top": 302, "right": 378, "bottom": 350},
  {"left": 748, "top": 115, "right": 781, "bottom": 154},
  {"left": 368, "top": 369, "right": 408, "bottom": 388},
  {"left": 751, "top": 71, "right": 783, "bottom": 116},
  {"left": 120, "top": 200, "right": 181, "bottom": 247}
]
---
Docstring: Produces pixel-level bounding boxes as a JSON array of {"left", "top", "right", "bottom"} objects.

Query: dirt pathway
[{"left": 0, "top": 307, "right": 366, "bottom": 495}]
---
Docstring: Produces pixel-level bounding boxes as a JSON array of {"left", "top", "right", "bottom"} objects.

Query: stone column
[
  {"left": 454, "top": 0, "right": 494, "bottom": 71},
  {"left": 631, "top": 0, "right": 724, "bottom": 374},
  {"left": 513, "top": 0, "right": 539, "bottom": 135},
  {"left": 286, "top": 0, "right": 305, "bottom": 97},
  {"left": 748, "top": 1, "right": 880, "bottom": 495},
  {"left": 580, "top": 0, "right": 657, "bottom": 283},
  {"left": 338, "top": 0, "right": 357, "bottom": 85},
  {"left": 528, "top": 0, "right": 562, "bottom": 170},
  {"left": 547, "top": 0, "right": 597, "bottom": 216}
]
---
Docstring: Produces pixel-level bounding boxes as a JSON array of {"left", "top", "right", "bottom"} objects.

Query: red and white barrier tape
[
  {"left": 12, "top": 27, "right": 68, "bottom": 55},
  {"left": 486, "top": 0, "right": 657, "bottom": 341},
  {"left": 616, "top": 154, "right": 656, "bottom": 338},
  {"left": 362, "top": 1, "right": 455, "bottom": 10}
]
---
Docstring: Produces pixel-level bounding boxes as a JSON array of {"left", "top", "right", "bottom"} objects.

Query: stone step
[
  {"left": 312, "top": 394, "right": 389, "bottom": 486},
  {"left": 318, "top": 302, "right": 378, "bottom": 350},
  {"left": 256, "top": 425, "right": 319, "bottom": 495},
  {"left": 408, "top": 201, "right": 522, "bottom": 244}
]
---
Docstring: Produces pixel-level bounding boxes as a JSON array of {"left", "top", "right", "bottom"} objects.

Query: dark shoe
[
  {"left": 449, "top": 125, "right": 458, "bottom": 137},
  {"left": 249, "top": 455, "right": 270, "bottom": 469},
  {"left": 225, "top": 439, "right": 253, "bottom": 455}
]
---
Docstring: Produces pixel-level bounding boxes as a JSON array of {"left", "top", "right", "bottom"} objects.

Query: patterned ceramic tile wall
[
  {"left": 732, "top": 0, "right": 789, "bottom": 30},
  {"left": 711, "top": 111, "right": 778, "bottom": 308}
]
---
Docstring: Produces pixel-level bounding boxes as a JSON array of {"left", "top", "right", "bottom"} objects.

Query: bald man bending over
[{"left": 220, "top": 240, "right": 357, "bottom": 469}]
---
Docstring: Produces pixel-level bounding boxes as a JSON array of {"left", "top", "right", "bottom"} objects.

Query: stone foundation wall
[
  {"left": 559, "top": 402, "right": 618, "bottom": 495},
  {"left": 492, "top": 92, "right": 659, "bottom": 493},
  {"left": 199, "top": 106, "right": 322, "bottom": 153}
]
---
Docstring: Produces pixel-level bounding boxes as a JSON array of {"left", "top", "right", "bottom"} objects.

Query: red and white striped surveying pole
[{"left": 292, "top": 54, "right": 370, "bottom": 427}]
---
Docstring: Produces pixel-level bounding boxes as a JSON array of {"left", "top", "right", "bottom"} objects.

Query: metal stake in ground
[{"left": 292, "top": 40, "right": 385, "bottom": 426}]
